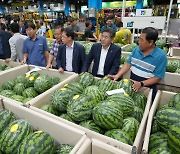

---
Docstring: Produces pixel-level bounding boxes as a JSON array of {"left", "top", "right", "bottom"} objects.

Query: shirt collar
[
  {"left": 139, "top": 46, "right": 157, "bottom": 58},
  {"left": 66, "top": 41, "right": 74, "bottom": 48},
  {"left": 102, "top": 44, "right": 111, "bottom": 51}
]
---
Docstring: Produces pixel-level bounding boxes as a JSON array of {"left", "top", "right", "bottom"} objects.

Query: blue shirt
[
  {"left": 23, "top": 36, "right": 48, "bottom": 67},
  {"left": 101, "top": 24, "right": 117, "bottom": 33},
  {"left": 127, "top": 46, "right": 167, "bottom": 79}
]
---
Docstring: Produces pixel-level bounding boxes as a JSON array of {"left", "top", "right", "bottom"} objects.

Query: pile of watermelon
[
  {"left": 166, "top": 59, "right": 180, "bottom": 74},
  {"left": 0, "top": 64, "right": 13, "bottom": 71},
  {"left": 41, "top": 72, "right": 148, "bottom": 146},
  {"left": 156, "top": 39, "right": 169, "bottom": 54},
  {"left": 148, "top": 93, "right": 180, "bottom": 153},
  {"left": 0, "top": 109, "right": 74, "bottom": 153},
  {"left": 122, "top": 43, "right": 138, "bottom": 52},
  {"left": 0, "top": 71, "right": 62, "bottom": 103}
]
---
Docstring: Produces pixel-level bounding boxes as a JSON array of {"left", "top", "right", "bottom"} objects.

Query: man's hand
[
  {"left": 58, "top": 67, "right": 64, "bottom": 73},
  {"left": 46, "top": 63, "right": 52, "bottom": 69},
  {"left": 107, "top": 74, "right": 119, "bottom": 81},
  {"left": 21, "top": 59, "right": 26, "bottom": 65},
  {"left": 5, "top": 58, "right": 11, "bottom": 63},
  {"left": 131, "top": 79, "right": 142, "bottom": 92}
]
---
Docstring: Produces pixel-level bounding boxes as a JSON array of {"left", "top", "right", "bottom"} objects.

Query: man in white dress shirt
[{"left": 8, "top": 22, "right": 27, "bottom": 62}]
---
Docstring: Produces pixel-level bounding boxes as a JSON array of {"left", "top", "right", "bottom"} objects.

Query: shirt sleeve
[
  {"left": 43, "top": 37, "right": 49, "bottom": 52},
  {"left": 50, "top": 41, "right": 56, "bottom": 55},
  {"left": 9, "top": 38, "right": 17, "bottom": 61},
  {"left": 22, "top": 40, "right": 28, "bottom": 53}
]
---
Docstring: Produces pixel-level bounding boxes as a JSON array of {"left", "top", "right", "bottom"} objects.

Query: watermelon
[
  {"left": 105, "top": 129, "right": 133, "bottom": 145},
  {"left": 156, "top": 39, "right": 166, "bottom": 49},
  {"left": 4, "top": 66, "right": 13, "bottom": 70},
  {"left": 79, "top": 120, "right": 104, "bottom": 134},
  {"left": 151, "top": 118, "right": 160, "bottom": 134},
  {"left": 67, "top": 94, "right": 95, "bottom": 122},
  {"left": 120, "top": 56, "right": 128, "bottom": 65},
  {"left": 51, "top": 88, "right": 74, "bottom": 112},
  {"left": 123, "top": 43, "right": 137, "bottom": 52},
  {"left": 149, "top": 147, "right": 172, "bottom": 154},
  {"left": 108, "top": 93, "right": 134, "bottom": 118},
  {"left": 0, "top": 64, "right": 7, "bottom": 70},
  {"left": 92, "top": 100, "right": 123, "bottom": 130},
  {"left": 131, "top": 106, "right": 144, "bottom": 122},
  {"left": 78, "top": 72, "right": 95, "bottom": 88},
  {"left": 0, "top": 90, "right": 15, "bottom": 98},
  {"left": 168, "top": 122, "right": 180, "bottom": 153},
  {"left": 63, "top": 82, "right": 84, "bottom": 94},
  {"left": 22, "top": 97, "right": 33, "bottom": 104},
  {"left": 156, "top": 108, "right": 180, "bottom": 132},
  {"left": 116, "top": 79, "right": 134, "bottom": 97},
  {"left": 168, "top": 93, "right": 180, "bottom": 110},
  {"left": 2, "top": 80, "right": 15, "bottom": 90},
  {"left": 133, "top": 92, "right": 147, "bottom": 111},
  {"left": 96, "top": 76, "right": 115, "bottom": 92},
  {"left": 59, "top": 113, "right": 74, "bottom": 123},
  {"left": 84, "top": 85, "right": 105, "bottom": 104},
  {"left": 0, "top": 109, "right": 16, "bottom": 134},
  {"left": 149, "top": 132, "right": 168, "bottom": 151},
  {"left": 22, "top": 87, "right": 38, "bottom": 98},
  {"left": 13, "top": 83, "right": 26, "bottom": 95},
  {"left": 18, "top": 131, "right": 55, "bottom": 154},
  {"left": 41, "top": 104, "right": 60, "bottom": 116},
  {"left": 122, "top": 117, "right": 139, "bottom": 142},
  {"left": 51, "top": 76, "right": 61, "bottom": 86},
  {"left": 11, "top": 95, "right": 24, "bottom": 102},
  {"left": 55, "top": 144, "right": 73, "bottom": 154},
  {"left": 0, "top": 119, "right": 33, "bottom": 154},
  {"left": 166, "top": 60, "right": 179, "bottom": 73},
  {"left": 34, "top": 75, "right": 53, "bottom": 93},
  {"left": 15, "top": 75, "right": 27, "bottom": 85}
]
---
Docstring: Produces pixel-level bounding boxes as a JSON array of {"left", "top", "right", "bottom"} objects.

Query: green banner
[{"left": 102, "top": 1, "right": 136, "bottom": 8}]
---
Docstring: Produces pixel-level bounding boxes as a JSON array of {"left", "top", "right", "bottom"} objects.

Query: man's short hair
[
  {"left": 142, "top": 27, "right": 158, "bottom": 43},
  {"left": 10, "top": 22, "right": 20, "bottom": 33},
  {"left": 62, "top": 27, "right": 74, "bottom": 39},
  {"left": 85, "top": 21, "right": 91, "bottom": 28},
  {"left": 25, "top": 22, "right": 36, "bottom": 30},
  {"left": 54, "top": 25, "right": 63, "bottom": 31},
  {"left": 116, "top": 21, "right": 123, "bottom": 28},
  {"left": 102, "top": 27, "right": 116, "bottom": 38}
]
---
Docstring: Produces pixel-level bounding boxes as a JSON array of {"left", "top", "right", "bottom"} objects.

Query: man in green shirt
[{"left": 114, "top": 21, "right": 131, "bottom": 45}]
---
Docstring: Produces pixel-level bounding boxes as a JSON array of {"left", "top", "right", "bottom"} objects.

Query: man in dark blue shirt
[{"left": 22, "top": 22, "right": 49, "bottom": 67}]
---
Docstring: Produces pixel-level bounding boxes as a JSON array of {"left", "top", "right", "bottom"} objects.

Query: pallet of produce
[
  {"left": 0, "top": 59, "right": 25, "bottom": 75},
  {"left": 28, "top": 72, "right": 152, "bottom": 153},
  {"left": 0, "top": 98, "right": 88, "bottom": 154},
  {"left": 0, "top": 64, "right": 77, "bottom": 105},
  {"left": 142, "top": 90, "right": 180, "bottom": 154}
]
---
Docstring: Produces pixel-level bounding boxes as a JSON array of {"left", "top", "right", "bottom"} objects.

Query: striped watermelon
[
  {"left": 0, "top": 64, "right": 7, "bottom": 70},
  {"left": 13, "top": 83, "right": 26, "bottom": 95},
  {"left": 133, "top": 92, "right": 147, "bottom": 111},
  {"left": 55, "top": 144, "right": 73, "bottom": 154},
  {"left": 15, "top": 75, "right": 28, "bottom": 86},
  {"left": 51, "top": 76, "right": 61, "bottom": 86},
  {"left": 108, "top": 93, "right": 134, "bottom": 118},
  {"left": 116, "top": 79, "right": 134, "bottom": 97},
  {"left": 168, "top": 93, "right": 180, "bottom": 110},
  {"left": 149, "top": 132, "right": 168, "bottom": 151},
  {"left": 67, "top": 95, "right": 95, "bottom": 122},
  {"left": 79, "top": 120, "right": 104, "bottom": 134},
  {"left": 122, "top": 117, "right": 139, "bottom": 142},
  {"left": 63, "top": 82, "right": 84, "bottom": 94},
  {"left": 18, "top": 131, "right": 55, "bottom": 154},
  {"left": 151, "top": 118, "right": 160, "bottom": 134},
  {"left": 2, "top": 81, "right": 15, "bottom": 90},
  {"left": 41, "top": 104, "right": 60, "bottom": 116},
  {"left": 51, "top": 88, "right": 74, "bottom": 112},
  {"left": 0, "top": 109, "right": 16, "bottom": 134},
  {"left": 22, "top": 87, "right": 38, "bottom": 98},
  {"left": 59, "top": 113, "right": 74, "bottom": 123},
  {"left": 11, "top": 95, "right": 24, "bottom": 103},
  {"left": 156, "top": 108, "right": 180, "bottom": 132},
  {"left": 92, "top": 100, "right": 123, "bottom": 130},
  {"left": 0, "top": 90, "right": 15, "bottom": 98},
  {"left": 34, "top": 75, "right": 53, "bottom": 94},
  {"left": 105, "top": 129, "right": 133, "bottom": 145},
  {"left": 0, "top": 119, "right": 33, "bottom": 154},
  {"left": 131, "top": 106, "right": 144, "bottom": 122},
  {"left": 84, "top": 85, "right": 106, "bottom": 104},
  {"left": 22, "top": 97, "right": 33, "bottom": 104},
  {"left": 78, "top": 72, "right": 95, "bottom": 88},
  {"left": 149, "top": 147, "right": 172, "bottom": 154},
  {"left": 96, "top": 77, "right": 115, "bottom": 92},
  {"left": 25, "top": 72, "right": 40, "bottom": 87},
  {"left": 168, "top": 122, "right": 180, "bottom": 153}
]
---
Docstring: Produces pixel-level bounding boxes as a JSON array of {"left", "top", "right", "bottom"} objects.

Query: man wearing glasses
[
  {"left": 82, "top": 27, "right": 121, "bottom": 77},
  {"left": 56, "top": 27, "right": 85, "bottom": 74}
]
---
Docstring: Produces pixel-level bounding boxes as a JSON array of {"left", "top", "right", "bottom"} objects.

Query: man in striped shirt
[
  {"left": 46, "top": 26, "right": 63, "bottom": 68},
  {"left": 109, "top": 27, "right": 167, "bottom": 100}
]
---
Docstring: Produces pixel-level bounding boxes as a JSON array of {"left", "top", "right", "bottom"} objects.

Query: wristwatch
[{"left": 140, "top": 81, "right": 144, "bottom": 87}]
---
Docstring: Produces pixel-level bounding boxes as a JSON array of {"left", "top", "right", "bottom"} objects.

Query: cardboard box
[
  {"left": 0, "top": 64, "right": 78, "bottom": 105},
  {"left": 92, "top": 139, "right": 129, "bottom": 154},
  {"left": 0, "top": 59, "right": 25, "bottom": 75},
  {"left": 28, "top": 75, "right": 152, "bottom": 154},
  {"left": 142, "top": 90, "right": 176, "bottom": 154},
  {"left": 0, "top": 99, "right": 87, "bottom": 154},
  {"left": 171, "top": 47, "right": 180, "bottom": 57}
]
